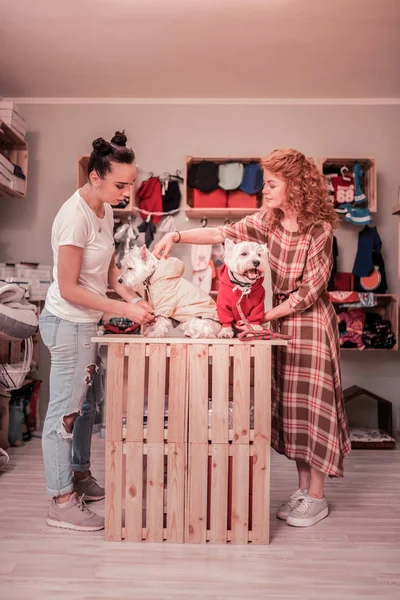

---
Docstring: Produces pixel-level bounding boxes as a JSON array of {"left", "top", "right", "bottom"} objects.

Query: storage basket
[{"left": 0, "top": 337, "right": 33, "bottom": 390}]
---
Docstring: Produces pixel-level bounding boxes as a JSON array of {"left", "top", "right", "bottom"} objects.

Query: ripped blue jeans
[{"left": 39, "top": 309, "right": 103, "bottom": 496}]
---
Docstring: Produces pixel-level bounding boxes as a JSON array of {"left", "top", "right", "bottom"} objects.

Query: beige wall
[{"left": 1, "top": 103, "right": 399, "bottom": 431}]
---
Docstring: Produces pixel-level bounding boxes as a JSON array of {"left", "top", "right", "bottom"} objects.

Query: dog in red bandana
[{"left": 217, "top": 239, "right": 268, "bottom": 338}]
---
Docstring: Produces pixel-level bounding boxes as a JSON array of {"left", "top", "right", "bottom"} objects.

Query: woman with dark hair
[{"left": 39, "top": 131, "right": 154, "bottom": 532}]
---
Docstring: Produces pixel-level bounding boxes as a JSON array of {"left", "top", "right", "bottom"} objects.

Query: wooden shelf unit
[
  {"left": 184, "top": 156, "right": 264, "bottom": 219},
  {"left": 340, "top": 294, "right": 398, "bottom": 352},
  {"left": 0, "top": 120, "right": 28, "bottom": 199},
  {"left": 319, "top": 156, "right": 377, "bottom": 213},
  {"left": 77, "top": 155, "right": 137, "bottom": 216}
]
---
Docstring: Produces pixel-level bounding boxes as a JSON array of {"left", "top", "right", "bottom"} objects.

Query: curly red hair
[{"left": 261, "top": 149, "right": 339, "bottom": 232}]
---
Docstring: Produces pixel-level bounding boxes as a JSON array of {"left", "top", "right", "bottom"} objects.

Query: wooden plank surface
[
  {"left": 124, "top": 441, "right": 144, "bottom": 542},
  {"left": 186, "top": 443, "right": 208, "bottom": 544},
  {"left": 166, "top": 442, "right": 185, "bottom": 543},
  {"left": 146, "top": 442, "right": 164, "bottom": 542},
  {"left": 105, "top": 343, "right": 125, "bottom": 442},
  {"left": 105, "top": 441, "right": 123, "bottom": 541},
  {"left": 188, "top": 345, "right": 209, "bottom": 444},
  {"left": 147, "top": 344, "right": 167, "bottom": 443},
  {"left": 230, "top": 444, "right": 250, "bottom": 545},
  {"left": 92, "top": 335, "right": 287, "bottom": 347},
  {"left": 2, "top": 436, "right": 400, "bottom": 597},
  {"left": 233, "top": 345, "right": 251, "bottom": 444},
  {"left": 167, "top": 344, "right": 188, "bottom": 443},
  {"left": 209, "top": 444, "right": 229, "bottom": 544},
  {"left": 126, "top": 343, "right": 146, "bottom": 442},
  {"left": 252, "top": 345, "right": 272, "bottom": 544},
  {"left": 211, "top": 345, "right": 229, "bottom": 444}
]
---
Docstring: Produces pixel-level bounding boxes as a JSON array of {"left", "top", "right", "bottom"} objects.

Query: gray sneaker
[
  {"left": 0, "top": 448, "right": 9, "bottom": 469},
  {"left": 47, "top": 492, "right": 104, "bottom": 531},
  {"left": 73, "top": 471, "right": 105, "bottom": 501},
  {"left": 276, "top": 488, "right": 308, "bottom": 520},
  {"left": 287, "top": 495, "right": 329, "bottom": 527}
]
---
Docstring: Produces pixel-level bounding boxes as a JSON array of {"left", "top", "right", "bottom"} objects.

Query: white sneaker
[
  {"left": 276, "top": 488, "right": 308, "bottom": 521},
  {"left": 287, "top": 495, "right": 329, "bottom": 528}
]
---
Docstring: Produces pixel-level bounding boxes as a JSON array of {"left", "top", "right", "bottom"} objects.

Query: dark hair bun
[
  {"left": 92, "top": 137, "right": 112, "bottom": 156},
  {"left": 111, "top": 130, "right": 127, "bottom": 147}
]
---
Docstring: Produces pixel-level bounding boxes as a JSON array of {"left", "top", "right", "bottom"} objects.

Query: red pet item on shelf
[
  {"left": 333, "top": 272, "right": 354, "bottom": 291},
  {"left": 227, "top": 190, "right": 258, "bottom": 209},
  {"left": 193, "top": 188, "right": 227, "bottom": 209}
]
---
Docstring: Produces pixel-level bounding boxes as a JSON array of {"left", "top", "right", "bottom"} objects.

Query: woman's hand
[
  {"left": 153, "top": 232, "right": 178, "bottom": 260},
  {"left": 122, "top": 300, "right": 155, "bottom": 325}
]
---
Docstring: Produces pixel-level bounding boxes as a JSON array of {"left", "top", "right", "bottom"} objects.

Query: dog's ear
[
  {"left": 140, "top": 245, "right": 148, "bottom": 260},
  {"left": 224, "top": 238, "right": 235, "bottom": 254}
]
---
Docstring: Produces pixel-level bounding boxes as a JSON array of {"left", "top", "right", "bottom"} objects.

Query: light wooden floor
[{"left": 1, "top": 435, "right": 399, "bottom": 600}]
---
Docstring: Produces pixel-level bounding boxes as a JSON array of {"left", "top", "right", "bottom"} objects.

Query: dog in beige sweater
[{"left": 119, "top": 245, "right": 221, "bottom": 338}]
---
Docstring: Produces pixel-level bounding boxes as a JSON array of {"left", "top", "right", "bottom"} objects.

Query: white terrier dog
[
  {"left": 119, "top": 245, "right": 221, "bottom": 338},
  {"left": 217, "top": 239, "right": 268, "bottom": 338}
]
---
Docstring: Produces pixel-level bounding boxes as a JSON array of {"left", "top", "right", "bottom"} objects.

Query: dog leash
[
  {"left": 237, "top": 329, "right": 292, "bottom": 341},
  {"left": 232, "top": 283, "right": 292, "bottom": 343}
]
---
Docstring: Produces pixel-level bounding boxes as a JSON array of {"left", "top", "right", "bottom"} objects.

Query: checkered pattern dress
[{"left": 219, "top": 213, "right": 351, "bottom": 477}]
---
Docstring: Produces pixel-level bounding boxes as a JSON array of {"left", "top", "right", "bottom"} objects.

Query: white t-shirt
[{"left": 45, "top": 190, "right": 115, "bottom": 323}]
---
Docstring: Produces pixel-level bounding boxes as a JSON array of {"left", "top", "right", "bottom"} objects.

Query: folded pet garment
[
  {"left": 240, "top": 163, "right": 263, "bottom": 194},
  {"left": 218, "top": 163, "right": 244, "bottom": 190}
]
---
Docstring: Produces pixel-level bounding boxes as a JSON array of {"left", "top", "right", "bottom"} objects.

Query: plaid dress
[{"left": 219, "top": 213, "right": 351, "bottom": 477}]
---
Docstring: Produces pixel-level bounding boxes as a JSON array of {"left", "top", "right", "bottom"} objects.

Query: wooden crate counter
[{"left": 92, "top": 335, "right": 288, "bottom": 544}]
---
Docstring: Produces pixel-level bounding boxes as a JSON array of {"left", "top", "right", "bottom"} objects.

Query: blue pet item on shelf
[
  {"left": 240, "top": 163, "right": 264, "bottom": 194},
  {"left": 335, "top": 202, "right": 353, "bottom": 215},
  {"left": 353, "top": 162, "right": 367, "bottom": 205},
  {"left": 344, "top": 206, "right": 372, "bottom": 226}
]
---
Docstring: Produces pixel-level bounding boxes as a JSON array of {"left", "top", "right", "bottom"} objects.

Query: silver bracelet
[{"left": 130, "top": 298, "right": 142, "bottom": 305}]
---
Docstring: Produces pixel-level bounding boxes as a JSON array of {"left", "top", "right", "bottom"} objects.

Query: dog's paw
[{"left": 218, "top": 327, "right": 235, "bottom": 339}]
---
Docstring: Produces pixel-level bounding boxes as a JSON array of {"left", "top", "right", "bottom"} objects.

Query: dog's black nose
[
  {"left": 253, "top": 260, "right": 260, "bottom": 268},
  {"left": 118, "top": 278, "right": 123, "bottom": 284}
]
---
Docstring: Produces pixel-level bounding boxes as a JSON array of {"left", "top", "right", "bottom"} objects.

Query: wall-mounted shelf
[
  {"left": 0, "top": 121, "right": 28, "bottom": 199},
  {"left": 339, "top": 294, "right": 398, "bottom": 352},
  {"left": 319, "top": 156, "right": 377, "bottom": 213},
  {"left": 184, "top": 156, "right": 263, "bottom": 219}
]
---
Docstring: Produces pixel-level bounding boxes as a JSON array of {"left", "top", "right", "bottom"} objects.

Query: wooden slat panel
[
  {"left": 252, "top": 346, "right": 271, "bottom": 544},
  {"left": 188, "top": 345, "right": 209, "bottom": 444},
  {"left": 167, "top": 345, "right": 187, "bottom": 443},
  {"left": 211, "top": 345, "right": 229, "bottom": 444},
  {"left": 209, "top": 444, "right": 229, "bottom": 544},
  {"left": 231, "top": 444, "right": 250, "bottom": 545},
  {"left": 124, "top": 441, "right": 143, "bottom": 542},
  {"left": 146, "top": 442, "right": 164, "bottom": 542},
  {"left": 186, "top": 443, "right": 208, "bottom": 543},
  {"left": 126, "top": 344, "right": 146, "bottom": 442},
  {"left": 147, "top": 345, "right": 167, "bottom": 443},
  {"left": 105, "top": 441, "right": 123, "bottom": 541},
  {"left": 166, "top": 442, "right": 185, "bottom": 543},
  {"left": 232, "top": 345, "right": 251, "bottom": 444},
  {"left": 105, "top": 343, "right": 125, "bottom": 442}
]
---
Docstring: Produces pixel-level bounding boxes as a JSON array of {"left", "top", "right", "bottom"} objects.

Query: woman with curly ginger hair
[{"left": 154, "top": 149, "right": 351, "bottom": 528}]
